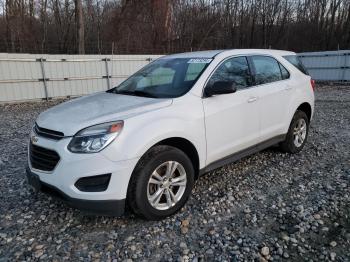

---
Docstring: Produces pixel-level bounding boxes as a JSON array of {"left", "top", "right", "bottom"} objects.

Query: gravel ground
[{"left": 0, "top": 86, "right": 349, "bottom": 261}]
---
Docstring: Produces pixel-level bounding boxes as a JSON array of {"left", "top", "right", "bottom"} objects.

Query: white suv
[{"left": 27, "top": 49, "right": 314, "bottom": 220}]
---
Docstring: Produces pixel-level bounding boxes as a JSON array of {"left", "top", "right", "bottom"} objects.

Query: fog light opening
[{"left": 74, "top": 174, "right": 111, "bottom": 192}]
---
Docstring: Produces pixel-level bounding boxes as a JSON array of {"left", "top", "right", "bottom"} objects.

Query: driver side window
[{"left": 208, "top": 56, "right": 252, "bottom": 90}]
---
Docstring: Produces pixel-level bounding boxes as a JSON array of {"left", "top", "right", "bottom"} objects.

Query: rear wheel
[
  {"left": 280, "top": 110, "right": 309, "bottom": 153},
  {"left": 127, "top": 145, "right": 194, "bottom": 220}
]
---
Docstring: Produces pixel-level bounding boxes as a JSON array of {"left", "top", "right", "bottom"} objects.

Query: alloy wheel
[
  {"left": 147, "top": 161, "right": 187, "bottom": 210},
  {"left": 293, "top": 118, "right": 307, "bottom": 147}
]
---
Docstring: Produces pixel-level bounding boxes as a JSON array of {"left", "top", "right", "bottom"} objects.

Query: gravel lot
[{"left": 0, "top": 86, "right": 349, "bottom": 261}]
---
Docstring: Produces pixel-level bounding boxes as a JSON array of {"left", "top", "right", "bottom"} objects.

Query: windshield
[{"left": 108, "top": 58, "right": 212, "bottom": 98}]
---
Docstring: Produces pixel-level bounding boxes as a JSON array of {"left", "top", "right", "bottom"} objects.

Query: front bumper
[
  {"left": 27, "top": 131, "right": 140, "bottom": 216},
  {"left": 26, "top": 167, "right": 125, "bottom": 216}
]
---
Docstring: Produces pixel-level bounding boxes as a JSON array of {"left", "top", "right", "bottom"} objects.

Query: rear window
[{"left": 283, "top": 55, "right": 309, "bottom": 75}]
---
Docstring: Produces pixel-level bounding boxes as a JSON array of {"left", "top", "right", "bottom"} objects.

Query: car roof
[
  {"left": 163, "top": 50, "right": 224, "bottom": 59},
  {"left": 161, "top": 49, "right": 296, "bottom": 59}
]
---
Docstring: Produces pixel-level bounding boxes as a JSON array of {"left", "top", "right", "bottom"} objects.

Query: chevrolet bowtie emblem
[{"left": 31, "top": 135, "right": 39, "bottom": 143}]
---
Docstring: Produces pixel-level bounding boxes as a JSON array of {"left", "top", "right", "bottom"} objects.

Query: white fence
[
  {"left": 298, "top": 50, "right": 350, "bottom": 82},
  {"left": 1, "top": 51, "right": 349, "bottom": 103},
  {"left": 0, "top": 53, "right": 162, "bottom": 103}
]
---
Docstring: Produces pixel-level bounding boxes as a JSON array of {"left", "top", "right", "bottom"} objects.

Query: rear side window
[
  {"left": 283, "top": 55, "right": 309, "bottom": 75},
  {"left": 251, "top": 56, "right": 283, "bottom": 85}
]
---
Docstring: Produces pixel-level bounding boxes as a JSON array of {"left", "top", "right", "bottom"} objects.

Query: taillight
[{"left": 310, "top": 79, "right": 316, "bottom": 91}]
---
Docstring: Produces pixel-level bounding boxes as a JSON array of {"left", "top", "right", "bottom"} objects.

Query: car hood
[{"left": 36, "top": 92, "right": 172, "bottom": 136}]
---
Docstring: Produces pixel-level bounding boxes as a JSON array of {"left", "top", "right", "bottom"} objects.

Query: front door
[{"left": 203, "top": 56, "right": 261, "bottom": 165}]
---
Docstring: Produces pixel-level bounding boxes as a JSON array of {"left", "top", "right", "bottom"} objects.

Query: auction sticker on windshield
[{"left": 188, "top": 58, "right": 212, "bottom": 63}]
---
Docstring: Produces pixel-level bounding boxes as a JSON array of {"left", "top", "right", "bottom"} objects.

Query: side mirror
[{"left": 205, "top": 81, "right": 237, "bottom": 97}]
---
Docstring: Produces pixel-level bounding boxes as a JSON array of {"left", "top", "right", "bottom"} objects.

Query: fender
[
  {"left": 282, "top": 79, "right": 314, "bottom": 134},
  {"left": 101, "top": 96, "right": 207, "bottom": 169}
]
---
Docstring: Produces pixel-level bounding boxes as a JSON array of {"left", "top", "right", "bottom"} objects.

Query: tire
[
  {"left": 280, "top": 110, "right": 309, "bottom": 153},
  {"left": 127, "top": 145, "right": 195, "bottom": 220}
]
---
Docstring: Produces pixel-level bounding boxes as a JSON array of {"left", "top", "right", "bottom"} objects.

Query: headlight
[{"left": 68, "top": 121, "right": 123, "bottom": 153}]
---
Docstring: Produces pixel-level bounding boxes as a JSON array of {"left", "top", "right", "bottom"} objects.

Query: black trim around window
[
  {"left": 278, "top": 62, "right": 290, "bottom": 80},
  {"left": 202, "top": 54, "right": 292, "bottom": 97},
  {"left": 246, "top": 56, "right": 257, "bottom": 85}
]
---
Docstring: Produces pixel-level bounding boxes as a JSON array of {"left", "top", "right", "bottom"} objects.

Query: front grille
[
  {"left": 34, "top": 123, "right": 64, "bottom": 140},
  {"left": 29, "top": 143, "right": 60, "bottom": 172}
]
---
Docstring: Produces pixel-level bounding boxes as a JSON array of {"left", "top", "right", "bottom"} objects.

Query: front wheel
[
  {"left": 127, "top": 145, "right": 195, "bottom": 220},
  {"left": 280, "top": 110, "right": 309, "bottom": 153}
]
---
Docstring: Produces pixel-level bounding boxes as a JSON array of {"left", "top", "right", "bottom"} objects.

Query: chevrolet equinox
[{"left": 27, "top": 49, "right": 315, "bottom": 220}]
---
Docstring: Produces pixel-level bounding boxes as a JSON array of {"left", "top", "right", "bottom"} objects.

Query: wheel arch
[
  {"left": 153, "top": 137, "right": 200, "bottom": 179},
  {"left": 296, "top": 102, "right": 312, "bottom": 121},
  {"left": 130, "top": 136, "right": 201, "bottom": 181}
]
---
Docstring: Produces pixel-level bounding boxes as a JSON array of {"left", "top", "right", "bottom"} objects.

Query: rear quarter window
[
  {"left": 279, "top": 63, "right": 290, "bottom": 80},
  {"left": 283, "top": 55, "right": 309, "bottom": 75}
]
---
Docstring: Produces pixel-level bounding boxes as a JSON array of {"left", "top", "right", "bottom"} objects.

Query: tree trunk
[
  {"left": 5, "top": 0, "right": 16, "bottom": 52},
  {"left": 75, "top": 0, "right": 85, "bottom": 54}
]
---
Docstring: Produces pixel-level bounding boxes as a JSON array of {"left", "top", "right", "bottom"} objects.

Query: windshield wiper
[
  {"left": 133, "top": 90, "right": 158, "bottom": 98},
  {"left": 110, "top": 89, "right": 158, "bottom": 98}
]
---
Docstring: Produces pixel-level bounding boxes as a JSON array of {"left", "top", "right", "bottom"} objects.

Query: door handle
[{"left": 247, "top": 97, "right": 258, "bottom": 103}]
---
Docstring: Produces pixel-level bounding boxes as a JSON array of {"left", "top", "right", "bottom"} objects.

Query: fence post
[
  {"left": 341, "top": 52, "right": 347, "bottom": 82},
  {"left": 39, "top": 58, "right": 49, "bottom": 100},
  {"left": 104, "top": 58, "right": 111, "bottom": 90}
]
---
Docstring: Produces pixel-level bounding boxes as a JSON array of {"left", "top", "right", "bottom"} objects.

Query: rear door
[{"left": 248, "top": 55, "right": 292, "bottom": 141}]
